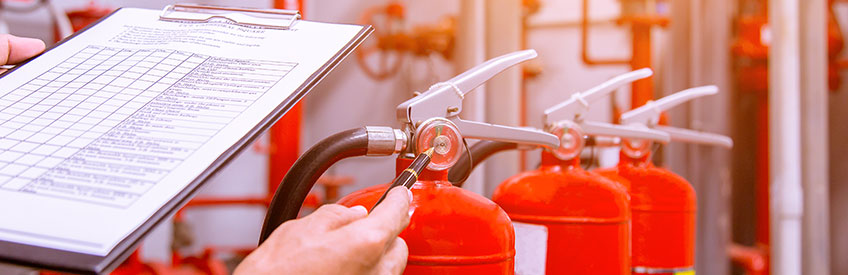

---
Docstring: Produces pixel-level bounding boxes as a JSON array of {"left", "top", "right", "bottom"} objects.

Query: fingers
[
  {"left": 376, "top": 237, "right": 408, "bottom": 275},
  {"left": 0, "top": 34, "right": 45, "bottom": 65},
  {"left": 301, "top": 204, "right": 368, "bottom": 232},
  {"left": 360, "top": 187, "right": 411, "bottom": 241}
]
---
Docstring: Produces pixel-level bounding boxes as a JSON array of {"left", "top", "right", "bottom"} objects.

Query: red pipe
[
  {"left": 269, "top": 0, "right": 305, "bottom": 196},
  {"left": 629, "top": 22, "right": 653, "bottom": 109},
  {"left": 728, "top": 244, "right": 768, "bottom": 275}
]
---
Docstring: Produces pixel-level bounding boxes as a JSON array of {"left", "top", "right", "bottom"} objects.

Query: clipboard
[{"left": 0, "top": 4, "right": 372, "bottom": 274}]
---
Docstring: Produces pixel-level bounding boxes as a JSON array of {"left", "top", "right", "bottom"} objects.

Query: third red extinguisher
[
  {"left": 450, "top": 69, "right": 672, "bottom": 274},
  {"left": 596, "top": 85, "right": 734, "bottom": 275}
]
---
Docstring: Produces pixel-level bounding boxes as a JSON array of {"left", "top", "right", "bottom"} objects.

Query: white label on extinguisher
[{"left": 513, "top": 221, "right": 548, "bottom": 275}]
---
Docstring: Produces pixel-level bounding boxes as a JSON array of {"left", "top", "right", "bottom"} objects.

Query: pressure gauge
[
  {"left": 413, "top": 118, "right": 463, "bottom": 171},
  {"left": 547, "top": 121, "right": 585, "bottom": 161},
  {"left": 621, "top": 138, "right": 652, "bottom": 159}
]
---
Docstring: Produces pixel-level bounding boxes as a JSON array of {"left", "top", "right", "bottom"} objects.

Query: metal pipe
[
  {"left": 526, "top": 19, "right": 617, "bottom": 30},
  {"left": 483, "top": 0, "right": 523, "bottom": 196},
  {"left": 768, "top": 0, "right": 804, "bottom": 274},
  {"left": 454, "top": 0, "right": 487, "bottom": 194},
  {"left": 799, "top": 0, "right": 831, "bottom": 273}
]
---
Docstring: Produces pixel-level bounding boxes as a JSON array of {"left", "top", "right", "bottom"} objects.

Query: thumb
[
  {"left": 0, "top": 35, "right": 45, "bottom": 65},
  {"left": 360, "top": 187, "right": 412, "bottom": 240}
]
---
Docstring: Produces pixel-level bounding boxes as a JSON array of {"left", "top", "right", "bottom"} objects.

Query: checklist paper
[{"left": 0, "top": 7, "right": 368, "bottom": 268}]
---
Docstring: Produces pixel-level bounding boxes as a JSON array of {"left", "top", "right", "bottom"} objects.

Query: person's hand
[
  {"left": 0, "top": 34, "right": 45, "bottom": 67},
  {"left": 235, "top": 187, "right": 412, "bottom": 275}
]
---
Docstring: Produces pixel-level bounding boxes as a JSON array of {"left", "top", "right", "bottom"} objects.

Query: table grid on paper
[{"left": 0, "top": 45, "right": 295, "bottom": 208}]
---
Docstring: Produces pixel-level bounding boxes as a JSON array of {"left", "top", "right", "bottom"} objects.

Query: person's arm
[
  {"left": 236, "top": 186, "right": 412, "bottom": 275},
  {"left": 0, "top": 34, "right": 45, "bottom": 67}
]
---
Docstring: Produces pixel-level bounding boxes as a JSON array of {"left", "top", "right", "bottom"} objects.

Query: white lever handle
[
  {"left": 451, "top": 118, "right": 560, "bottom": 149},
  {"left": 544, "top": 68, "right": 653, "bottom": 125},
  {"left": 654, "top": 125, "right": 734, "bottom": 148},
  {"left": 448, "top": 49, "right": 537, "bottom": 96},
  {"left": 621, "top": 85, "right": 718, "bottom": 125},
  {"left": 397, "top": 50, "right": 537, "bottom": 124},
  {"left": 581, "top": 121, "right": 670, "bottom": 143}
]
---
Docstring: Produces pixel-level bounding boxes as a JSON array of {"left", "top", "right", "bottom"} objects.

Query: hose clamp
[{"left": 365, "top": 126, "right": 407, "bottom": 156}]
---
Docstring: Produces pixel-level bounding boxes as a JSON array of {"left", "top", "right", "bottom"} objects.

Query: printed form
[{"left": 0, "top": 8, "right": 365, "bottom": 255}]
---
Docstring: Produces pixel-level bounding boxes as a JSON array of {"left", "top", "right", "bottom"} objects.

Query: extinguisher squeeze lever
[
  {"left": 620, "top": 85, "right": 734, "bottom": 148},
  {"left": 396, "top": 50, "right": 560, "bottom": 149},
  {"left": 543, "top": 68, "right": 670, "bottom": 143}
]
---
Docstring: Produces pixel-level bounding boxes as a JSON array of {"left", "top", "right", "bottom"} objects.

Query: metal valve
[
  {"left": 621, "top": 85, "right": 734, "bottom": 149},
  {"left": 542, "top": 68, "right": 670, "bottom": 160},
  {"left": 396, "top": 50, "right": 561, "bottom": 155}
]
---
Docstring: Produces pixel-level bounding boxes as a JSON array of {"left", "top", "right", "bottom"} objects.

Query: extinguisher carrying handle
[
  {"left": 260, "top": 127, "right": 407, "bottom": 244},
  {"left": 620, "top": 85, "right": 734, "bottom": 148},
  {"left": 449, "top": 118, "right": 559, "bottom": 149},
  {"left": 621, "top": 85, "right": 718, "bottom": 126},
  {"left": 396, "top": 49, "right": 560, "bottom": 149},
  {"left": 653, "top": 125, "right": 734, "bottom": 148},
  {"left": 579, "top": 121, "right": 670, "bottom": 144},
  {"left": 544, "top": 68, "right": 653, "bottom": 126}
]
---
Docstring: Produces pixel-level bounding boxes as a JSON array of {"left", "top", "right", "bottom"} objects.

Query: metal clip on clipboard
[{"left": 159, "top": 4, "right": 302, "bottom": 29}]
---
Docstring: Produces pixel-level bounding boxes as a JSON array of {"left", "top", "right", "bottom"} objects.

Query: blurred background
[{"left": 0, "top": 0, "right": 843, "bottom": 274}]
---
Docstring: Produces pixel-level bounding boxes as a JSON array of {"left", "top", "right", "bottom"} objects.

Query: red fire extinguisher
[
  {"left": 260, "top": 50, "right": 561, "bottom": 274},
  {"left": 449, "top": 69, "right": 671, "bottom": 274},
  {"left": 595, "top": 85, "right": 733, "bottom": 275},
  {"left": 495, "top": 69, "right": 673, "bottom": 275}
]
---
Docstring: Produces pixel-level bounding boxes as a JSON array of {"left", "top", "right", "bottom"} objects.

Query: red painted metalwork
[
  {"left": 269, "top": 0, "right": 304, "bottom": 196},
  {"left": 729, "top": 9, "right": 843, "bottom": 272},
  {"left": 596, "top": 150, "right": 696, "bottom": 275},
  {"left": 730, "top": 9, "right": 771, "bottom": 275},
  {"left": 338, "top": 158, "right": 515, "bottom": 274},
  {"left": 580, "top": 0, "right": 669, "bottom": 109},
  {"left": 104, "top": 250, "right": 158, "bottom": 275},
  {"left": 728, "top": 243, "right": 767, "bottom": 275},
  {"left": 493, "top": 151, "right": 631, "bottom": 274}
]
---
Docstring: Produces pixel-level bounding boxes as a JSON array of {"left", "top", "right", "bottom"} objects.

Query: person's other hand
[
  {"left": 0, "top": 34, "right": 45, "bottom": 66},
  {"left": 235, "top": 186, "right": 412, "bottom": 275}
]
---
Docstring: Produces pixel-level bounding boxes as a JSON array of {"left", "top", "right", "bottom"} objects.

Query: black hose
[
  {"left": 259, "top": 128, "right": 369, "bottom": 244},
  {"left": 448, "top": 140, "right": 518, "bottom": 187}
]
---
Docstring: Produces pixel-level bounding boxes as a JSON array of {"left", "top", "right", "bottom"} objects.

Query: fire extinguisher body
[
  {"left": 337, "top": 158, "right": 516, "bottom": 274},
  {"left": 598, "top": 152, "right": 696, "bottom": 275},
  {"left": 492, "top": 151, "right": 631, "bottom": 274}
]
